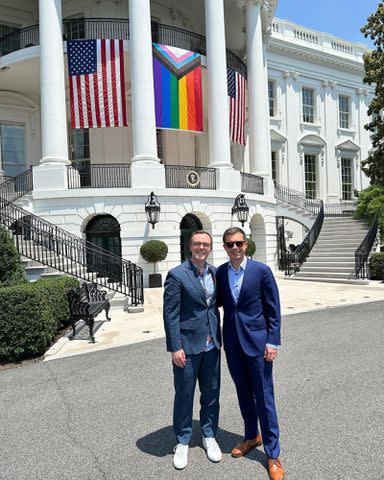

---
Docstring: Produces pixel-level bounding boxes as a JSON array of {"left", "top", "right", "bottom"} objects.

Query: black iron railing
[
  {"left": 67, "top": 164, "right": 131, "bottom": 189},
  {"left": 324, "top": 201, "right": 357, "bottom": 217},
  {"left": 0, "top": 169, "right": 33, "bottom": 202},
  {"left": 165, "top": 165, "right": 216, "bottom": 189},
  {"left": 0, "top": 198, "right": 143, "bottom": 304},
  {"left": 355, "top": 213, "right": 379, "bottom": 279},
  {"left": 285, "top": 201, "right": 324, "bottom": 276},
  {"left": 241, "top": 173, "right": 264, "bottom": 195},
  {"left": 275, "top": 183, "right": 322, "bottom": 215},
  {"left": 0, "top": 18, "right": 247, "bottom": 76}
]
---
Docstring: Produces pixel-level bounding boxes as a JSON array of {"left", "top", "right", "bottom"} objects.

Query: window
[
  {"left": 341, "top": 158, "right": 353, "bottom": 200},
  {"left": 302, "top": 88, "right": 315, "bottom": 123},
  {"left": 268, "top": 80, "right": 276, "bottom": 117},
  {"left": 156, "top": 129, "right": 164, "bottom": 162},
  {"left": 63, "top": 16, "right": 85, "bottom": 40},
  {"left": 0, "top": 23, "right": 20, "bottom": 55},
  {"left": 69, "top": 127, "right": 90, "bottom": 185},
  {"left": 0, "top": 124, "right": 26, "bottom": 176},
  {"left": 271, "top": 151, "right": 278, "bottom": 183},
  {"left": 304, "top": 154, "right": 317, "bottom": 199},
  {"left": 339, "top": 95, "right": 351, "bottom": 129}
]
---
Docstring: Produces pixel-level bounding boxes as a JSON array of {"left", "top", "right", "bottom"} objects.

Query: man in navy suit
[
  {"left": 216, "top": 227, "right": 285, "bottom": 480},
  {"left": 163, "top": 230, "right": 222, "bottom": 470}
]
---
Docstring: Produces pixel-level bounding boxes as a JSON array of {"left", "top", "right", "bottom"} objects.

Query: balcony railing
[
  {"left": 0, "top": 18, "right": 247, "bottom": 77},
  {"left": 165, "top": 165, "right": 216, "bottom": 189},
  {"left": 241, "top": 173, "right": 264, "bottom": 195},
  {"left": 275, "top": 183, "right": 322, "bottom": 215},
  {"left": 67, "top": 164, "right": 131, "bottom": 189}
]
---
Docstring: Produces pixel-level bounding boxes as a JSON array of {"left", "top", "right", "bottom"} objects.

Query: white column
[
  {"left": 205, "top": 0, "right": 231, "bottom": 168},
  {"left": 39, "top": 0, "right": 69, "bottom": 166},
  {"left": 129, "top": 0, "right": 165, "bottom": 188},
  {"left": 246, "top": 0, "right": 271, "bottom": 177},
  {"left": 34, "top": 0, "right": 69, "bottom": 192}
]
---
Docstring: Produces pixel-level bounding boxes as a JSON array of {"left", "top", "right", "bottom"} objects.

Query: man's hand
[
  {"left": 264, "top": 346, "right": 278, "bottom": 362},
  {"left": 172, "top": 349, "right": 186, "bottom": 368}
]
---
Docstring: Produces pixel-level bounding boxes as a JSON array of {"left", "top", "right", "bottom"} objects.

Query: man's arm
[
  {"left": 163, "top": 271, "right": 186, "bottom": 367},
  {"left": 261, "top": 266, "right": 281, "bottom": 349}
]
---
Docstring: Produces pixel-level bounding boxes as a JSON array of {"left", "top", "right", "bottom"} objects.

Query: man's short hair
[
  {"left": 190, "top": 230, "right": 213, "bottom": 245},
  {"left": 222, "top": 227, "right": 247, "bottom": 243}
]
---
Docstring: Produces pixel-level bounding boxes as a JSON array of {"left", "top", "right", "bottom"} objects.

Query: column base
[
  {"left": 39, "top": 156, "right": 71, "bottom": 165},
  {"left": 215, "top": 166, "right": 241, "bottom": 192},
  {"left": 130, "top": 161, "right": 165, "bottom": 188},
  {"left": 33, "top": 163, "right": 68, "bottom": 191}
]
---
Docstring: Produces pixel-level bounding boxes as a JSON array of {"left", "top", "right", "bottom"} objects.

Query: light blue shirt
[
  {"left": 190, "top": 260, "right": 215, "bottom": 351},
  {"left": 227, "top": 258, "right": 279, "bottom": 350}
]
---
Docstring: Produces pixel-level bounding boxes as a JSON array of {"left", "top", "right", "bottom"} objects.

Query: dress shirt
[
  {"left": 227, "top": 258, "right": 279, "bottom": 350},
  {"left": 190, "top": 260, "right": 215, "bottom": 351}
]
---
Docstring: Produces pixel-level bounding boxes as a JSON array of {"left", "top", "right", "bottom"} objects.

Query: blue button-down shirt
[{"left": 227, "top": 258, "right": 279, "bottom": 350}]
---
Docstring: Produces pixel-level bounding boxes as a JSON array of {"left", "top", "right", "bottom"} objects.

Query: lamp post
[
  {"left": 145, "top": 191, "right": 160, "bottom": 229},
  {"left": 232, "top": 194, "right": 249, "bottom": 227}
]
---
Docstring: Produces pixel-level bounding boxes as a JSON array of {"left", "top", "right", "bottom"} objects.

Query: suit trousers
[
  {"left": 173, "top": 348, "right": 220, "bottom": 445},
  {"left": 225, "top": 335, "right": 280, "bottom": 459}
]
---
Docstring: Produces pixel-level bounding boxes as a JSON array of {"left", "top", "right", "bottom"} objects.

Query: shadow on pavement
[{"left": 136, "top": 420, "right": 268, "bottom": 468}]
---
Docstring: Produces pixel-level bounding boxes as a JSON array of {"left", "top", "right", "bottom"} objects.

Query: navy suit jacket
[
  {"left": 216, "top": 259, "right": 281, "bottom": 356},
  {"left": 163, "top": 260, "right": 221, "bottom": 355}
]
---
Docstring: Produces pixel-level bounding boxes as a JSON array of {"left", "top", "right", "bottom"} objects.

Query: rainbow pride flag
[{"left": 153, "top": 43, "right": 203, "bottom": 132}]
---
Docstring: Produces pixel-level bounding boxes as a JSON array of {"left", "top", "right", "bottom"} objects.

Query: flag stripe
[{"left": 119, "top": 40, "right": 127, "bottom": 126}]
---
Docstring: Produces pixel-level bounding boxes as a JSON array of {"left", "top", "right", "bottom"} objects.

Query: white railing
[{"left": 271, "top": 18, "right": 367, "bottom": 61}]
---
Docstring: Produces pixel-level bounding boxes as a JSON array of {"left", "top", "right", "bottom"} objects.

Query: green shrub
[
  {"left": 140, "top": 240, "right": 168, "bottom": 273},
  {"left": 0, "top": 225, "right": 26, "bottom": 287},
  {"left": 369, "top": 253, "right": 384, "bottom": 280},
  {"left": 0, "top": 276, "right": 79, "bottom": 362},
  {"left": 34, "top": 276, "right": 79, "bottom": 328},
  {"left": 246, "top": 239, "right": 256, "bottom": 258},
  {"left": 355, "top": 185, "right": 384, "bottom": 242}
]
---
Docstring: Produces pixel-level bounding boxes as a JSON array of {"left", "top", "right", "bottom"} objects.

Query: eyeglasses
[
  {"left": 191, "top": 242, "right": 212, "bottom": 248},
  {"left": 225, "top": 241, "right": 246, "bottom": 248}
]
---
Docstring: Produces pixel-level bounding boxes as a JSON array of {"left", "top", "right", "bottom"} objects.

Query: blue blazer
[
  {"left": 163, "top": 260, "right": 221, "bottom": 355},
  {"left": 216, "top": 259, "right": 281, "bottom": 356}
]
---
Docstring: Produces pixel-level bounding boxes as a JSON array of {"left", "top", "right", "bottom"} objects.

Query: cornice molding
[{"left": 268, "top": 38, "right": 365, "bottom": 75}]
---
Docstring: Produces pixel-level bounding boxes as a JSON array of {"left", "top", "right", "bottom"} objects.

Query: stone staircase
[{"left": 293, "top": 217, "right": 370, "bottom": 284}]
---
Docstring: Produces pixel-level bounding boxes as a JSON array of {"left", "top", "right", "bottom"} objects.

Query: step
[
  {"left": 303, "top": 261, "right": 355, "bottom": 268},
  {"left": 288, "top": 276, "right": 369, "bottom": 285},
  {"left": 296, "top": 270, "right": 356, "bottom": 278},
  {"left": 306, "top": 256, "right": 354, "bottom": 261}
]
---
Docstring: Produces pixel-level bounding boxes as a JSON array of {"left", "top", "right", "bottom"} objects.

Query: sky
[{"left": 275, "top": 0, "right": 380, "bottom": 47}]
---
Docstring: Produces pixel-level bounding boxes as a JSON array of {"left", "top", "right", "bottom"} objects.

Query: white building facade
[{"left": 0, "top": 0, "right": 372, "bottom": 286}]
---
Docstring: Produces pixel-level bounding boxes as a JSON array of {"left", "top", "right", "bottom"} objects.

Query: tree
[
  {"left": 0, "top": 225, "right": 26, "bottom": 287},
  {"left": 361, "top": 2, "right": 384, "bottom": 185}
]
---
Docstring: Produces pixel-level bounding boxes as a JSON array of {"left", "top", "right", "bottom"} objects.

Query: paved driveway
[{"left": 1, "top": 301, "right": 383, "bottom": 480}]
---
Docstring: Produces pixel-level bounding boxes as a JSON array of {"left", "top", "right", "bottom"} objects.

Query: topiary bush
[
  {"left": 0, "top": 224, "right": 26, "bottom": 287},
  {"left": 0, "top": 276, "right": 79, "bottom": 362},
  {"left": 246, "top": 239, "right": 256, "bottom": 258},
  {"left": 369, "top": 252, "right": 384, "bottom": 280},
  {"left": 140, "top": 240, "right": 168, "bottom": 273}
]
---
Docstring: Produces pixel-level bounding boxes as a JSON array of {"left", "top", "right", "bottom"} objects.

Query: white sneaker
[
  {"left": 202, "top": 437, "right": 222, "bottom": 462},
  {"left": 173, "top": 443, "right": 189, "bottom": 470}
]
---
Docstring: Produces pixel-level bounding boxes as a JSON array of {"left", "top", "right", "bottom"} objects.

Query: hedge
[
  {"left": 0, "top": 276, "right": 79, "bottom": 362},
  {"left": 0, "top": 224, "right": 26, "bottom": 287},
  {"left": 369, "top": 253, "right": 384, "bottom": 280}
]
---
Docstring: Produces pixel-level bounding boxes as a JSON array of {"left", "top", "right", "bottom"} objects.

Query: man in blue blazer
[
  {"left": 216, "top": 227, "right": 285, "bottom": 480},
  {"left": 163, "top": 230, "right": 222, "bottom": 470}
]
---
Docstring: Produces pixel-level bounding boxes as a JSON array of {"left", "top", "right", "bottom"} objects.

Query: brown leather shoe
[
  {"left": 267, "top": 458, "right": 285, "bottom": 480},
  {"left": 231, "top": 434, "right": 262, "bottom": 457}
]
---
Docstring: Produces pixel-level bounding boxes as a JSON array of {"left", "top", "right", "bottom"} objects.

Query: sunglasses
[{"left": 225, "top": 241, "right": 246, "bottom": 248}]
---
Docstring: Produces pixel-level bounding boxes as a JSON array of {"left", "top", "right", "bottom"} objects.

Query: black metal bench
[{"left": 67, "top": 282, "right": 111, "bottom": 342}]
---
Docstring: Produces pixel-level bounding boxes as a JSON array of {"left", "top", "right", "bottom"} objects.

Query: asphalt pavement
[{"left": 1, "top": 301, "right": 384, "bottom": 480}]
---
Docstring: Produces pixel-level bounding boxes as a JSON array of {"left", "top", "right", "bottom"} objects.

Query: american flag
[
  {"left": 67, "top": 39, "right": 127, "bottom": 129},
  {"left": 227, "top": 67, "right": 246, "bottom": 145}
]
